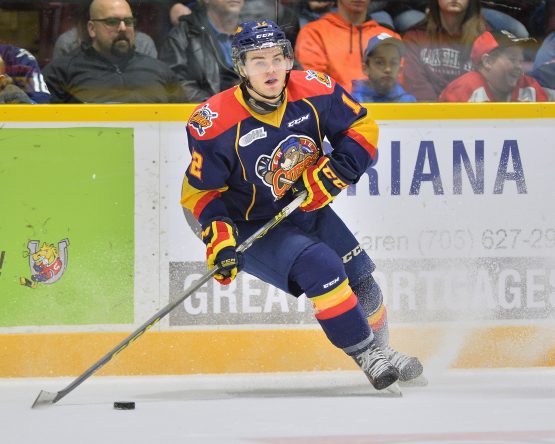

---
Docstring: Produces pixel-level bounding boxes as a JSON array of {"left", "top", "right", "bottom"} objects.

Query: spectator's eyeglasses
[{"left": 91, "top": 17, "right": 136, "bottom": 28}]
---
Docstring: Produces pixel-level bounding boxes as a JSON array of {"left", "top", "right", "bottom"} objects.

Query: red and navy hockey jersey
[{"left": 182, "top": 70, "right": 379, "bottom": 226}]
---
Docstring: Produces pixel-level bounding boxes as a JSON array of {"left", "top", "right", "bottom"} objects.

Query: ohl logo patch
[
  {"left": 305, "top": 70, "right": 332, "bottom": 88},
  {"left": 256, "top": 135, "right": 319, "bottom": 199},
  {"left": 189, "top": 104, "right": 219, "bottom": 137},
  {"left": 20, "top": 239, "right": 69, "bottom": 289}
]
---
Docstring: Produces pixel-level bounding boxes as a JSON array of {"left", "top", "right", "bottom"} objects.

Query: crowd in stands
[{"left": 0, "top": 0, "right": 553, "bottom": 104}]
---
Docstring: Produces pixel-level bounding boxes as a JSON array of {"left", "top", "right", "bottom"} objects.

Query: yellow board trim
[
  {"left": 1, "top": 326, "right": 554, "bottom": 377},
  {"left": 2, "top": 103, "right": 555, "bottom": 122}
]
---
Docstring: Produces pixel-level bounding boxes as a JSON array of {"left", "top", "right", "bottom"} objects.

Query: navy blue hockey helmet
[{"left": 231, "top": 20, "right": 294, "bottom": 77}]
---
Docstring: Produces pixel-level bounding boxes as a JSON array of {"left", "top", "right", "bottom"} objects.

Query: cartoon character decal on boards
[
  {"left": 256, "top": 135, "right": 319, "bottom": 199},
  {"left": 20, "top": 239, "right": 69, "bottom": 288}
]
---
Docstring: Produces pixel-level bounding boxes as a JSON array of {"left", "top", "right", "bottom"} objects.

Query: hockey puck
[{"left": 113, "top": 401, "right": 135, "bottom": 410}]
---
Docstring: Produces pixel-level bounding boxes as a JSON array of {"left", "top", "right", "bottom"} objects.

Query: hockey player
[{"left": 181, "top": 20, "right": 423, "bottom": 391}]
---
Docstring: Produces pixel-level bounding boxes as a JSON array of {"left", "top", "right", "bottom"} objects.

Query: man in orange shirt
[{"left": 295, "top": 0, "right": 400, "bottom": 93}]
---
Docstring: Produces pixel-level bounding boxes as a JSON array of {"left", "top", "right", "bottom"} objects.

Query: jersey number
[
  {"left": 341, "top": 93, "right": 362, "bottom": 115},
  {"left": 190, "top": 151, "right": 203, "bottom": 180}
]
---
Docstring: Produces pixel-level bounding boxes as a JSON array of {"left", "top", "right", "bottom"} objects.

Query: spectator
[
  {"left": 529, "top": 39, "right": 555, "bottom": 100},
  {"left": 352, "top": 31, "right": 416, "bottom": 102},
  {"left": 298, "top": 0, "right": 336, "bottom": 28},
  {"left": 295, "top": 0, "right": 401, "bottom": 93},
  {"left": 529, "top": 0, "right": 555, "bottom": 100},
  {"left": 159, "top": 0, "right": 244, "bottom": 102},
  {"left": 402, "top": 0, "right": 487, "bottom": 102},
  {"left": 439, "top": 30, "right": 547, "bottom": 102},
  {"left": 53, "top": 11, "right": 158, "bottom": 60},
  {"left": 168, "top": 2, "right": 193, "bottom": 26},
  {"left": 296, "top": 0, "right": 394, "bottom": 30},
  {"left": 44, "top": 0, "right": 183, "bottom": 103},
  {"left": 0, "top": 44, "right": 50, "bottom": 104},
  {"left": 392, "top": 2, "right": 530, "bottom": 37}
]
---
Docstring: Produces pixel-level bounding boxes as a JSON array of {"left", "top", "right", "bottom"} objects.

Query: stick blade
[{"left": 31, "top": 390, "right": 59, "bottom": 409}]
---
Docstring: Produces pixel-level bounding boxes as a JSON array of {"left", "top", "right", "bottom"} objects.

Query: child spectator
[
  {"left": 352, "top": 31, "right": 416, "bottom": 102},
  {"left": 402, "top": 0, "right": 487, "bottom": 102},
  {"left": 0, "top": 44, "right": 50, "bottom": 103},
  {"left": 295, "top": 0, "right": 401, "bottom": 93},
  {"left": 439, "top": 30, "right": 547, "bottom": 102}
]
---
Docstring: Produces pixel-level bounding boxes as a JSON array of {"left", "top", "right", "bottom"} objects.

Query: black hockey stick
[{"left": 31, "top": 191, "right": 307, "bottom": 409}]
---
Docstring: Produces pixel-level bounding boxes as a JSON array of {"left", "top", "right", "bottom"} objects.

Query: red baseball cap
[{"left": 471, "top": 30, "right": 535, "bottom": 65}]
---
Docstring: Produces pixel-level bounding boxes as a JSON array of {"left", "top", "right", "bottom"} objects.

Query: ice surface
[{"left": 2, "top": 369, "right": 555, "bottom": 444}]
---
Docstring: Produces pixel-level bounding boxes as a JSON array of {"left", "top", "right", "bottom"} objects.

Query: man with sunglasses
[{"left": 44, "top": 0, "right": 183, "bottom": 103}]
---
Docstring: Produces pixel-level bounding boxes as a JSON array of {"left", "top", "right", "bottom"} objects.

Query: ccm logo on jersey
[
  {"left": 239, "top": 127, "right": 267, "bottom": 146},
  {"left": 287, "top": 113, "right": 310, "bottom": 128}
]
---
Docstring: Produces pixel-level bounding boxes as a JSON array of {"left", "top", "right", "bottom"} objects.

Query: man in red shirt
[{"left": 439, "top": 30, "right": 547, "bottom": 102}]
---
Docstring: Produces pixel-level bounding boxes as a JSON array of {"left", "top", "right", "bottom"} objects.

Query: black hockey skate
[
  {"left": 353, "top": 342, "right": 399, "bottom": 391},
  {"left": 384, "top": 346, "right": 424, "bottom": 382}
]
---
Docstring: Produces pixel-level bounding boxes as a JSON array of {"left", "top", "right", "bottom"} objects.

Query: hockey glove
[
  {"left": 292, "top": 156, "right": 350, "bottom": 212},
  {"left": 202, "top": 218, "right": 243, "bottom": 285}
]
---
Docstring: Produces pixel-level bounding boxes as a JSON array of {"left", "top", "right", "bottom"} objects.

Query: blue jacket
[{"left": 351, "top": 80, "right": 416, "bottom": 103}]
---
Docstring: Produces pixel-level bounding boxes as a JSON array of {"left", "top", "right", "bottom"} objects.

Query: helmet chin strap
[{"left": 241, "top": 71, "right": 291, "bottom": 114}]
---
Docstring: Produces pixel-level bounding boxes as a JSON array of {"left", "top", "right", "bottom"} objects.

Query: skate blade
[
  {"left": 31, "top": 390, "right": 58, "bottom": 409},
  {"left": 399, "top": 374, "right": 429, "bottom": 387},
  {"left": 381, "top": 381, "right": 402, "bottom": 397}
]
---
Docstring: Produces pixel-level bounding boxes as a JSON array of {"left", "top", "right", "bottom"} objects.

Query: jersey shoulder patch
[
  {"left": 287, "top": 70, "right": 336, "bottom": 102},
  {"left": 188, "top": 87, "right": 249, "bottom": 140}
]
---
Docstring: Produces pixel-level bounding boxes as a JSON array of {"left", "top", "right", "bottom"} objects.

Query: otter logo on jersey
[
  {"left": 256, "top": 135, "right": 319, "bottom": 199},
  {"left": 189, "top": 104, "right": 219, "bottom": 136},
  {"left": 305, "top": 70, "right": 332, "bottom": 88}
]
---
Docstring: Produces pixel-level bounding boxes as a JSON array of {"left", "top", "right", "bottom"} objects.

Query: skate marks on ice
[{"left": 135, "top": 371, "right": 403, "bottom": 401}]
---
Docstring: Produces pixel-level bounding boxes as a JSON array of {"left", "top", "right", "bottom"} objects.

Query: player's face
[
  {"left": 363, "top": 44, "right": 401, "bottom": 96},
  {"left": 88, "top": 0, "right": 135, "bottom": 58},
  {"left": 243, "top": 46, "right": 290, "bottom": 102},
  {"left": 485, "top": 46, "right": 524, "bottom": 94}
]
